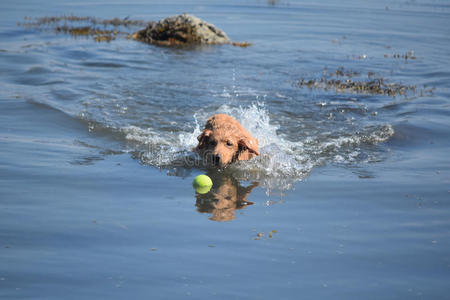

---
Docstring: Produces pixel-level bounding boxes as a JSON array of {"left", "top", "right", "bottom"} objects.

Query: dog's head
[{"left": 196, "top": 114, "right": 259, "bottom": 166}]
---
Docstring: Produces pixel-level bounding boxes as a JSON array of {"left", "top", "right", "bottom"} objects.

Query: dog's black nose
[{"left": 214, "top": 154, "right": 221, "bottom": 164}]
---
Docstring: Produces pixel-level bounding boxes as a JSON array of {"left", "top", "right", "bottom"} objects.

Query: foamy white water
[{"left": 121, "top": 102, "right": 393, "bottom": 191}]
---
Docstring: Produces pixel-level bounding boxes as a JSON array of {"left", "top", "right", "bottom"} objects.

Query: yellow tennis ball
[
  {"left": 192, "top": 175, "right": 212, "bottom": 188},
  {"left": 194, "top": 185, "right": 212, "bottom": 194}
]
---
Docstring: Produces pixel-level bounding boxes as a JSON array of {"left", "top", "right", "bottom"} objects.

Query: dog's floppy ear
[
  {"left": 197, "top": 129, "right": 212, "bottom": 149},
  {"left": 238, "top": 136, "right": 259, "bottom": 156}
]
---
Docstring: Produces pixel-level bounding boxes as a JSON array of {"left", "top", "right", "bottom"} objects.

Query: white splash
[{"left": 120, "top": 102, "right": 394, "bottom": 192}]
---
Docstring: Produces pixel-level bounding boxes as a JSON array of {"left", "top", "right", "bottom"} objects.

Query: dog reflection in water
[{"left": 195, "top": 172, "right": 258, "bottom": 222}]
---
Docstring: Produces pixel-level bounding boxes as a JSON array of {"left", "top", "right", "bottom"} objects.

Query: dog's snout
[{"left": 214, "top": 154, "right": 221, "bottom": 164}]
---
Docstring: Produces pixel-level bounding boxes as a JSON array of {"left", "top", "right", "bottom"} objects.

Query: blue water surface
[{"left": 1, "top": 0, "right": 450, "bottom": 299}]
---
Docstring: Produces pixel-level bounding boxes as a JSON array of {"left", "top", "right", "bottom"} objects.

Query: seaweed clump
[
  {"left": 298, "top": 67, "right": 432, "bottom": 97},
  {"left": 232, "top": 41, "right": 252, "bottom": 47},
  {"left": 22, "top": 15, "right": 147, "bottom": 27},
  {"left": 54, "top": 25, "right": 120, "bottom": 42},
  {"left": 19, "top": 15, "right": 148, "bottom": 42},
  {"left": 384, "top": 50, "right": 417, "bottom": 60}
]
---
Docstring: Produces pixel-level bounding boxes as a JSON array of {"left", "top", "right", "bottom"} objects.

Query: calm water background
[{"left": 1, "top": 0, "right": 450, "bottom": 299}]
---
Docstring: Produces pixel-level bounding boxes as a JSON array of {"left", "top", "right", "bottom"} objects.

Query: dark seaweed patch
[
  {"left": 18, "top": 15, "right": 148, "bottom": 42},
  {"left": 20, "top": 15, "right": 147, "bottom": 27},
  {"left": 298, "top": 67, "right": 433, "bottom": 97},
  {"left": 385, "top": 50, "right": 417, "bottom": 60}
]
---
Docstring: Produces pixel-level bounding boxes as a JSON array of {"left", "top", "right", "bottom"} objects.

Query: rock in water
[{"left": 132, "top": 14, "right": 231, "bottom": 46}]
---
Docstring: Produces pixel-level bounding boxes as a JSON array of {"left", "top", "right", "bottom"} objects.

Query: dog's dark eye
[
  {"left": 226, "top": 141, "right": 233, "bottom": 147},
  {"left": 209, "top": 140, "right": 217, "bottom": 146}
]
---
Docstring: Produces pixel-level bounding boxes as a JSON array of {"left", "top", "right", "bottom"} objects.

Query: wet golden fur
[{"left": 195, "top": 114, "right": 259, "bottom": 166}]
